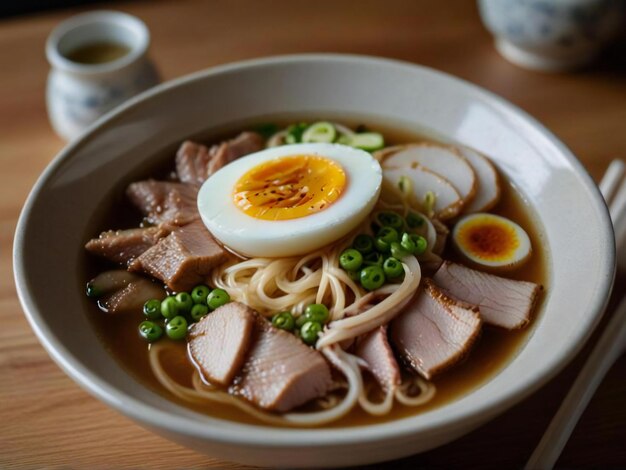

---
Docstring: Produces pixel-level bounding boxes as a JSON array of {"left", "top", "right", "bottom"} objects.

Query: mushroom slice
[
  {"left": 457, "top": 146, "right": 501, "bottom": 213},
  {"left": 381, "top": 143, "right": 477, "bottom": 206},
  {"left": 383, "top": 166, "right": 463, "bottom": 220}
]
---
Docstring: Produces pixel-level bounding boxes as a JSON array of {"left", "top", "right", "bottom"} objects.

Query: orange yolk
[
  {"left": 456, "top": 216, "right": 520, "bottom": 262},
  {"left": 232, "top": 155, "right": 346, "bottom": 221}
]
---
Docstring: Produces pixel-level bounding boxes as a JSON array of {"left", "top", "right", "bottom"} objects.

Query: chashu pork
[
  {"left": 176, "top": 132, "right": 264, "bottom": 185},
  {"left": 126, "top": 180, "right": 199, "bottom": 227},
  {"left": 354, "top": 325, "right": 401, "bottom": 392},
  {"left": 433, "top": 261, "right": 541, "bottom": 329},
  {"left": 233, "top": 316, "right": 333, "bottom": 412},
  {"left": 188, "top": 302, "right": 256, "bottom": 386},
  {"left": 391, "top": 279, "right": 482, "bottom": 380},
  {"left": 129, "top": 220, "right": 228, "bottom": 292},
  {"left": 85, "top": 226, "right": 170, "bottom": 266}
]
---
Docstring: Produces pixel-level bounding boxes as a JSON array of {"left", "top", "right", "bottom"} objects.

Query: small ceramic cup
[
  {"left": 46, "top": 10, "right": 160, "bottom": 140},
  {"left": 478, "top": 0, "right": 626, "bottom": 71}
]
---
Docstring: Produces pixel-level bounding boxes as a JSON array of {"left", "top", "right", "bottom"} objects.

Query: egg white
[{"left": 197, "top": 143, "right": 382, "bottom": 257}]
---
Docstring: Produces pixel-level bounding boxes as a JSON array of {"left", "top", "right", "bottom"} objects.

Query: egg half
[
  {"left": 452, "top": 213, "right": 532, "bottom": 270},
  {"left": 198, "top": 143, "right": 382, "bottom": 257}
]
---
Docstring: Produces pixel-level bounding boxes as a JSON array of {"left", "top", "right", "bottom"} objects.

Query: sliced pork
[
  {"left": 391, "top": 279, "right": 481, "bottom": 380},
  {"left": 233, "top": 316, "right": 334, "bottom": 412},
  {"left": 126, "top": 180, "right": 199, "bottom": 226},
  {"left": 188, "top": 302, "right": 256, "bottom": 386},
  {"left": 383, "top": 166, "right": 463, "bottom": 220},
  {"left": 206, "top": 132, "right": 264, "bottom": 177},
  {"left": 176, "top": 132, "right": 264, "bottom": 185},
  {"left": 175, "top": 141, "right": 213, "bottom": 186},
  {"left": 129, "top": 220, "right": 228, "bottom": 292},
  {"left": 458, "top": 146, "right": 501, "bottom": 213},
  {"left": 85, "top": 226, "right": 169, "bottom": 266},
  {"left": 382, "top": 143, "right": 478, "bottom": 207},
  {"left": 433, "top": 261, "right": 541, "bottom": 329},
  {"left": 98, "top": 277, "right": 166, "bottom": 314},
  {"left": 354, "top": 326, "right": 400, "bottom": 392}
]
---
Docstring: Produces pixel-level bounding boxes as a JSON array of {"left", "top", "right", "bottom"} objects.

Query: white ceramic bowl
[{"left": 14, "top": 55, "right": 615, "bottom": 468}]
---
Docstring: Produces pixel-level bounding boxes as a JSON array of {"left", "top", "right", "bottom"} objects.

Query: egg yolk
[
  {"left": 456, "top": 216, "right": 520, "bottom": 262},
  {"left": 232, "top": 155, "right": 346, "bottom": 220}
]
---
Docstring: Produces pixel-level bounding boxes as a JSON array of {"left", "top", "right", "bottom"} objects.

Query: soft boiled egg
[
  {"left": 197, "top": 143, "right": 382, "bottom": 257},
  {"left": 452, "top": 213, "right": 532, "bottom": 270}
]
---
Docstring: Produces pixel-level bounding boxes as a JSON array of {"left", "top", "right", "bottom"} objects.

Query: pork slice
[
  {"left": 233, "top": 317, "right": 334, "bottom": 412},
  {"left": 99, "top": 277, "right": 166, "bottom": 314},
  {"left": 129, "top": 220, "right": 229, "bottom": 292},
  {"left": 176, "top": 132, "right": 264, "bottom": 185},
  {"left": 188, "top": 302, "right": 256, "bottom": 385},
  {"left": 85, "top": 226, "right": 169, "bottom": 266},
  {"left": 354, "top": 325, "right": 401, "bottom": 392},
  {"left": 391, "top": 279, "right": 481, "bottom": 380},
  {"left": 433, "top": 261, "right": 541, "bottom": 329},
  {"left": 126, "top": 180, "right": 199, "bottom": 226},
  {"left": 206, "top": 132, "right": 265, "bottom": 177},
  {"left": 175, "top": 140, "right": 215, "bottom": 186}
]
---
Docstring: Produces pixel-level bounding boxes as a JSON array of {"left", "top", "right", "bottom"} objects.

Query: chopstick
[
  {"left": 525, "top": 159, "right": 626, "bottom": 470},
  {"left": 525, "top": 297, "right": 626, "bottom": 470}
]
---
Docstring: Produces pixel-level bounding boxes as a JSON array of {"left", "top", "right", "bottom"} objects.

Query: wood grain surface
[{"left": 1, "top": 0, "right": 625, "bottom": 468}]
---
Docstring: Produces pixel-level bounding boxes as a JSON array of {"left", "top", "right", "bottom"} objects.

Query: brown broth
[{"left": 83, "top": 117, "right": 549, "bottom": 427}]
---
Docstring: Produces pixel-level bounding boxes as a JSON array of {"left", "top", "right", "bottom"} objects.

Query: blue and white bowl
[{"left": 478, "top": 0, "right": 626, "bottom": 71}]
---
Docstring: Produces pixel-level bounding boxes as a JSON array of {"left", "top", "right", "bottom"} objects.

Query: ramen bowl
[{"left": 14, "top": 55, "right": 615, "bottom": 468}]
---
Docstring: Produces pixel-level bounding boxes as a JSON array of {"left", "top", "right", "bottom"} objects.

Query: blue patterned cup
[
  {"left": 46, "top": 11, "right": 160, "bottom": 140},
  {"left": 478, "top": 0, "right": 626, "bottom": 71}
]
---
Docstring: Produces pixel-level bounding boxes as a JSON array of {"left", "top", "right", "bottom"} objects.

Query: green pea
[
  {"left": 400, "top": 232, "right": 417, "bottom": 254},
  {"left": 375, "top": 236, "right": 391, "bottom": 253},
  {"left": 191, "top": 285, "right": 211, "bottom": 304},
  {"left": 190, "top": 303, "right": 209, "bottom": 322},
  {"left": 272, "top": 311, "right": 295, "bottom": 331},
  {"left": 390, "top": 241, "right": 410, "bottom": 260},
  {"left": 413, "top": 234, "right": 428, "bottom": 255},
  {"left": 347, "top": 270, "right": 361, "bottom": 282},
  {"left": 300, "top": 321, "right": 323, "bottom": 345},
  {"left": 360, "top": 265, "right": 386, "bottom": 291},
  {"left": 175, "top": 292, "right": 193, "bottom": 313},
  {"left": 400, "top": 232, "right": 428, "bottom": 255},
  {"left": 339, "top": 248, "right": 363, "bottom": 271},
  {"left": 304, "top": 303, "right": 330, "bottom": 324},
  {"left": 376, "top": 211, "right": 404, "bottom": 230},
  {"left": 143, "top": 299, "right": 162, "bottom": 320},
  {"left": 138, "top": 321, "right": 163, "bottom": 342},
  {"left": 406, "top": 211, "right": 424, "bottom": 228},
  {"left": 383, "top": 257, "right": 404, "bottom": 279},
  {"left": 353, "top": 234, "right": 374, "bottom": 254},
  {"left": 160, "top": 296, "right": 179, "bottom": 319},
  {"left": 207, "top": 288, "right": 230, "bottom": 310},
  {"left": 166, "top": 315, "right": 188, "bottom": 340},
  {"left": 363, "top": 251, "right": 384, "bottom": 267},
  {"left": 377, "top": 226, "right": 399, "bottom": 243}
]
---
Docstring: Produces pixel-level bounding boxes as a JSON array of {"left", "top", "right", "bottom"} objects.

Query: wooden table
[{"left": 1, "top": 1, "right": 625, "bottom": 468}]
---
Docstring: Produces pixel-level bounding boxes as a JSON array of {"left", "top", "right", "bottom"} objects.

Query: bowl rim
[{"left": 14, "top": 53, "right": 615, "bottom": 448}]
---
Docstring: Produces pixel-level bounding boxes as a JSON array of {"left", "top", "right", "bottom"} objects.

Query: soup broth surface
[{"left": 84, "top": 116, "right": 549, "bottom": 427}]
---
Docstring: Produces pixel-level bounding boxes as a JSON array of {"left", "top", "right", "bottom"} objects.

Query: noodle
[{"left": 149, "top": 343, "right": 365, "bottom": 427}]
